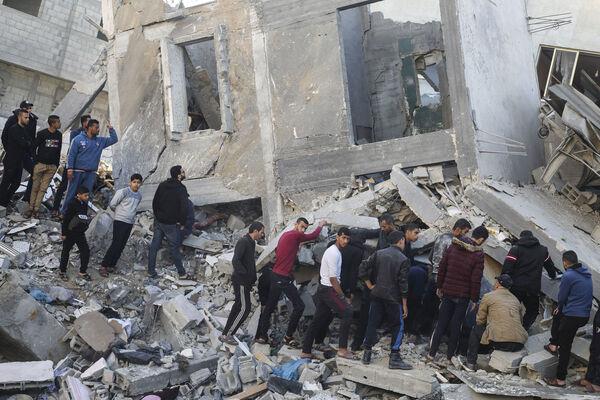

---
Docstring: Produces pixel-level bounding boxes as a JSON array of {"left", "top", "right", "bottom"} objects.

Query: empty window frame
[{"left": 2, "top": 0, "right": 42, "bottom": 17}]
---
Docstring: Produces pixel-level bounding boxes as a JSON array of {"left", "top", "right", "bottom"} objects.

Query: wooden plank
[{"left": 227, "top": 383, "right": 268, "bottom": 400}]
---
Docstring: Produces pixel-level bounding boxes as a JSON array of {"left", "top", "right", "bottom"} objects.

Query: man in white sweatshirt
[{"left": 99, "top": 173, "right": 143, "bottom": 277}]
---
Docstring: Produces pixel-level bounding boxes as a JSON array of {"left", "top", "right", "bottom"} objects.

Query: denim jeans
[{"left": 147, "top": 221, "right": 185, "bottom": 275}]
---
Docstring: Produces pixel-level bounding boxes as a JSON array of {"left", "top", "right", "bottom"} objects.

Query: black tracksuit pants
[
  {"left": 52, "top": 167, "right": 68, "bottom": 212},
  {"left": 256, "top": 272, "right": 305, "bottom": 340},
  {"left": 223, "top": 283, "right": 252, "bottom": 336},
  {"left": 363, "top": 297, "right": 405, "bottom": 352},
  {"left": 60, "top": 232, "right": 90, "bottom": 273},
  {"left": 102, "top": 220, "right": 133, "bottom": 269},
  {"left": 0, "top": 160, "right": 23, "bottom": 206},
  {"left": 550, "top": 312, "right": 588, "bottom": 380},
  {"left": 510, "top": 288, "right": 540, "bottom": 331},
  {"left": 351, "top": 287, "right": 371, "bottom": 350},
  {"left": 429, "top": 296, "right": 470, "bottom": 359},
  {"left": 466, "top": 323, "right": 524, "bottom": 364},
  {"left": 302, "top": 284, "right": 352, "bottom": 354}
]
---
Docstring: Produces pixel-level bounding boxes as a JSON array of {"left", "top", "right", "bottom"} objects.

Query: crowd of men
[{"left": 1, "top": 100, "right": 599, "bottom": 391}]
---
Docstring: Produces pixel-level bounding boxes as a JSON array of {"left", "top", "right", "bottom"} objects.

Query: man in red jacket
[
  {"left": 255, "top": 217, "right": 326, "bottom": 346},
  {"left": 428, "top": 226, "right": 489, "bottom": 363}
]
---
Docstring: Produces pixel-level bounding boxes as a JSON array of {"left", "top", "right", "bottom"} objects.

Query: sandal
[
  {"left": 99, "top": 266, "right": 109, "bottom": 278},
  {"left": 544, "top": 344, "right": 558, "bottom": 356},
  {"left": 255, "top": 337, "right": 270, "bottom": 345},
  {"left": 315, "top": 343, "right": 334, "bottom": 353},
  {"left": 78, "top": 272, "right": 92, "bottom": 281},
  {"left": 59, "top": 271, "right": 68, "bottom": 281},
  {"left": 543, "top": 377, "right": 566, "bottom": 388},
  {"left": 284, "top": 336, "right": 301, "bottom": 348},
  {"left": 337, "top": 351, "right": 358, "bottom": 360}
]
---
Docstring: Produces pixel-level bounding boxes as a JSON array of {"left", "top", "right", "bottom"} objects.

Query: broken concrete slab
[
  {"left": 391, "top": 164, "right": 443, "bottom": 226},
  {"left": 518, "top": 350, "right": 558, "bottom": 380},
  {"left": 524, "top": 331, "right": 550, "bottom": 355},
  {"left": 0, "top": 278, "right": 69, "bottom": 362},
  {"left": 488, "top": 349, "right": 527, "bottom": 373},
  {"left": 161, "top": 294, "right": 204, "bottom": 331},
  {"left": 215, "top": 252, "right": 234, "bottom": 275},
  {"left": 73, "top": 311, "right": 117, "bottom": 353},
  {"left": 227, "top": 215, "right": 246, "bottom": 231},
  {"left": 0, "top": 361, "right": 54, "bottom": 390},
  {"left": 81, "top": 358, "right": 108, "bottom": 381},
  {"left": 336, "top": 356, "right": 438, "bottom": 398},
  {"left": 182, "top": 235, "right": 224, "bottom": 253},
  {"left": 60, "top": 375, "right": 93, "bottom": 400},
  {"left": 572, "top": 336, "right": 591, "bottom": 363}
]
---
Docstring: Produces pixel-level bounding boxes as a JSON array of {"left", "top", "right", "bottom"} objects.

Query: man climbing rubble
[
  {"left": 219, "top": 221, "right": 265, "bottom": 345},
  {"left": 147, "top": 165, "right": 193, "bottom": 280},
  {"left": 501, "top": 230, "right": 558, "bottom": 330},
  {"left": 255, "top": 217, "right": 326, "bottom": 346},
  {"left": 428, "top": 226, "right": 489, "bottom": 365},
  {"left": 460, "top": 274, "right": 528, "bottom": 372},
  {"left": 359, "top": 230, "right": 412, "bottom": 370}
]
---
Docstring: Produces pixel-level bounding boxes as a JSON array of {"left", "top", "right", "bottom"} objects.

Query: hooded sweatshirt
[
  {"left": 2, "top": 108, "right": 38, "bottom": 152},
  {"left": 502, "top": 235, "right": 557, "bottom": 294},
  {"left": 558, "top": 263, "right": 593, "bottom": 318},
  {"left": 152, "top": 178, "right": 189, "bottom": 225},
  {"left": 437, "top": 236, "right": 485, "bottom": 302},
  {"left": 110, "top": 187, "right": 142, "bottom": 225},
  {"left": 2, "top": 123, "right": 31, "bottom": 165},
  {"left": 67, "top": 128, "right": 118, "bottom": 171}
]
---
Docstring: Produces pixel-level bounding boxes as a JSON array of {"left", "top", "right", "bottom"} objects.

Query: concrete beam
[
  {"left": 52, "top": 78, "right": 106, "bottom": 136},
  {"left": 0, "top": 361, "right": 54, "bottom": 390},
  {"left": 276, "top": 130, "right": 455, "bottom": 193},
  {"left": 160, "top": 38, "right": 188, "bottom": 139},
  {"left": 215, "top": 24, "right": 234, "bottom": 134}
]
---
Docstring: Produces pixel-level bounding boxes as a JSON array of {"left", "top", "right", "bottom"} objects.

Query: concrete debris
[
  {"left": 227, "top": 215, "right": 246, "bottom": 231},
  {"left": 73, "top": 311, "right": 118, "bottom": 353},
  {"left": 489, "top": 349, "right": 528, "bottom": 373},
  {"left": 391, "top": 164, "right": 444, "bottom": 226},
  {"left": 0, "top": 361, "right": 54, "bottom": 390},
  {"left": 518, "top": 350, "right": 558, "bottom": 380},
  {"left": 161, "top": 294, "right": 204, "bottom": 331}
]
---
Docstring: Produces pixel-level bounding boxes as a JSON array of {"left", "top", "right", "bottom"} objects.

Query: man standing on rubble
[
  {"left": 0, "top": 110, "right": 31, "bottom": 207},
  {"left": 255, "top": 217, "right": 326, "bottom": 346},
  {"left": 544, "top": 250, "right": 593, "bottom": 388},
  {"left": 60, "top": 119, "right": 118, "bottom": 215},
  {"left": 428, "top": 226, "right": 489, "bottom": 364},
  {"left": 301, "top": 227, "right": 354, "bottom": 359},
  {"left": 460, "top": 274, "right": 528, "bottom": 371},
  {"left": 401, "top": 222, "right": 420, "bottom": 264},
  {"left": 147, "top": 165, "right": 193, "bottom": 280},
  {"left": 501, "top": 230, "right": 558, "bottom": 330},
  {"left": 359, "top": 230, "right": 412, "bottom": 370},
  {"left": 220, "top": 222, "right": 265, "bottom": 345},
  {"left": 52, "top": 114, "right": 90, "bottom": 217}
]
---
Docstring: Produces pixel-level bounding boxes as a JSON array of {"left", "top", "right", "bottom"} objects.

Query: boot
[
  {"left": 389, "top": 352, "right": 412, "bottom": 370},
  {"left": 362, "top": 349, "right": 372, "bottom": 365}
]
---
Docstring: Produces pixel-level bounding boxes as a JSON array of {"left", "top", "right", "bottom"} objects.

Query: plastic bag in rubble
[
  {"left": 29, "top": 287, "right": 54, "bottom": 303},
  {"left": 272, "top": 358, "right": 309, "bottom": 381},
  {"left": 48, "top": 286, "right": 74, "bottom": 303}
]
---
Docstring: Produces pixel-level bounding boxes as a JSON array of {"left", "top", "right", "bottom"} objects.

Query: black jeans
[
  {"left": 102, "top": 220, "right": 133, "bottom": 269},
  {"left": 467, "top": 323, "right": 524, "bottom": 364},
  {"left": 421, "top": 277, "right": 440, "bottom": 335},
  {"left": 363, "top": 297, "right": 405, "bottom": 352},
  {"left": 21, "top": 154, "right": 34, "bottom": 202},
  {"left": 351, "top": 287, "right": 371, "bottom": 351},
  {"left": 60, "top": 232, "right": 90, "bottom": 273},
  {"left": 550, "top": 312, "right": 588, "bottom": 380},
  {"left": 511, "top": 288, "right": 539, "bottom": 331},
  {"left": 147, "top": 221, "right": 185, "bottom": 276},
  {"left": 429, "top": 296, "right": 470, "bottom": 359},
  {"left": 302, "top": 284, "right": 352, "bottom": 354},
  {"left": 52, "top": 167, "right": 68, "bottom": 212},
  {"left": 0, "top": 162, "right": 23, "bottom": 206},
  {"left": 223, "top": 283, "right": 252, "bottom": 336},
  {"left": 255, "top": 272, "right": 305, "bottom": 340}
]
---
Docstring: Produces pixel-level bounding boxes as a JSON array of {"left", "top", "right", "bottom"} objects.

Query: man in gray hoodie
[{"left": 99, "top": 174, "right": 143, "bottom": 277}]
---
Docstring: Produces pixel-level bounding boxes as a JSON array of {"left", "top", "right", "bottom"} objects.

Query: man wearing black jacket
[
  {"left": 220, "top": 222, "right": 265, "bottom": 345},
  {"left": 359, "top": 230, "right": 412, "bottom": 369},
  {"left": 59, "top": 186, "right": 91, "bottom": 281},
  {"left": 0, "top": 110, "right": 31, "bottom": 207},
  {"left": 2, "top": 101, "right": 38, "bottom": 203},
  {"left": 147, "top": 165, "right": 191, "bottom": 279},
  {"left": 27, "top": 115, "right": 62, "bottom": 218},
  {"left": 502, "top": 230, "right": 558, "bottom": 330}
]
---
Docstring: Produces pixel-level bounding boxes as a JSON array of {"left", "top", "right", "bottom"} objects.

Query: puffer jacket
[
  {"left": 429, "top": 232, "right": 453, "bottom": 276},
  {"left": 477, "top": 287, "right": 528, "bottom": 345},
  {"left": 437, "top": 237, "right": 484, "bottom": 302},
  {"left": 358, "top": 245, "right": 409, "bottom": 303},
  {"left": 501, "top": 236, "right": 557, "bottom": 294}
]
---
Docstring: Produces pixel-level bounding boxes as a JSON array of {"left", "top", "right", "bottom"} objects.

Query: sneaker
[
  {"left": 219, "top": 335, "right": 238, "bottom": 346},
  {"left": 389, "top": 352, "right": 412, "bottom": 370},
  {"left": 362, "top": 349, "right": 372, "bottom": 365}
]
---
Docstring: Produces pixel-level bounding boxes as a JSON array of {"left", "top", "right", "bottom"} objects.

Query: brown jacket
[{"left": 476, "top": 287, "right": 528, "bottom": 345}]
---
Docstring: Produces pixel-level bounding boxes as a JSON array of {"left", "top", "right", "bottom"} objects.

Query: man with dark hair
[
  {"left": 301, "top": 227, "right": 353, "bottom": 359},
  {"left": 59, "top": 186, "right": 91, "bottom": 281},
  {"left": 27, "top": 115, "right": 62, "bottom": 218},
  {"left": 255, "top": 217, "right": 326, "bottom": 346},
  {"left": 502, "top": 230, "right": 558, "bottom": 330},
  {"left": 148, "top": 166, "right": 191, "bottom": 279},
  {"left": 544, "top": 251, "right": 593, "bottom": 387},
  {"left": 2, "top": 101, "right": 38, "bottom": 203},
  {"left": 99, "top": 173, "right": 143, "bottom": 277},
  {"left": 428, "top": 225, "right": 488, "bottom": 363},
  {"left": 359, "top": 230, "right": 412, "bottom": 369},
  {"left": 52, "top": 114, "right": 91, "bottom": 217},
  {"left": 220, "top": 222, "right": 265, "bottom": 345},
  {"left": 459, "top": 274, "right": 528, "bottom": 371},
  {"left": 0, "top": 109, "right": 31, "bottom": 207},
  {"left": 401, "top": 222, "right": 420, "bottom": 263},
  {"left": 61, "top": 119, "right": 118, "bottom": 215}
]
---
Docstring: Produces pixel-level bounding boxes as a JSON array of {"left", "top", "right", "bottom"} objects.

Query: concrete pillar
[{"left": 160, "top": 38, "right": 188, "bottom": 140}]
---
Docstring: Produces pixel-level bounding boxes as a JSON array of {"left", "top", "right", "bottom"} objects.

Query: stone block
[
  {"left": 571, "top": 336, "right": 591, "bottom": 363},
  {"left": 215, "top": 252, "right": 234, "bottom": 275},
  {"left": 277, "top": 345, "right": 301, "bottom": 363},
  {"left": 518, "top": 350, "right": 558, "bottom": 379},
  {"left": 227, "top": 215, "right": 246, "bottom": 231},
  {"left": 161, "top": 294, "right": 204, "bottom": 331},
  {"left": 524, "top": 331, "right": 550, "bottom": 354},
  {"left": 488, "top": 349, "right": 527, "bottom": 373},
  {"left": 299, "top": 367, "right": 321, "bottom": 383},
  {"left": 216, "top": 356, "right": 241, "bottom": 396},
  {"left": 238, "top": 355, "right": 257, "bottom": 384},
  {"left": 0, "top": 278, "right": 69, "bottom": 362},
  {"left": 190, "top": 368, "right": 212, "bottom": 386},
  {"left": 0, "top": 361, "right": 54, "bottom": 390},
  {"left": 390, "top": 164, "right": 443, "bottom": 225},
  {"left": 252, "top": 343, "right": 271, "bottom": 357},
  {"left": 182, "top": 235, "right": 223, "bottom": 253},
  {"left": 102, "top": 369, "right": 115, "bottom": 385},
  {"left": 336, "top": 356, "right": 438, "bottom": 398},
  {"left": 81, "top": 357, "right": 107, "bottom": 380},
  {"left": 73, "top": 311, "right": 117, "bottom": 353}
]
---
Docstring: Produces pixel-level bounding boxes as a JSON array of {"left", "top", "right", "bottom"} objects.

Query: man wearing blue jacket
[
  {"left": 60, "top": 119, "right": 118, "bottom": 215},
  {"left": 544, "top": 250, "right": 593, "bottom": 387}
]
